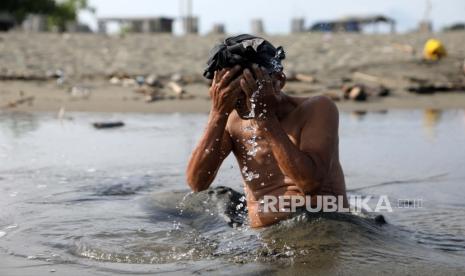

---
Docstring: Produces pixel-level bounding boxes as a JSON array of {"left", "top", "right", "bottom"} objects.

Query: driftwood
[
  {"left": 406, "top": 76, "right": 465, "bottom": 94},
  {"left": 408, "top": 83, "right": 465, "bottom": 94},
  {"left": 3, "top": 96, "right": 35, "bottom": 108},
  {"left": 134, "top": 85, "right": 162, "bottom": 102},
  {"left": 167, "top": 81, "right": 186, "bottom": 98},
  {"left": 0, "top": 74, "right": 48, "bottom": 81},
  {"left": 342, "top": 84, "right": 390, "bottom": 101},
  {"left": 93, "top": 121, "right": 125, "bottom": 129}
]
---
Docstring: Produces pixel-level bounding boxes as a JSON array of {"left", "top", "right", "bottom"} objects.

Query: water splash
[
  {"left": 240, "top": 80, "right": 267, "bottom": 182},
  {"left": 242, "top": 166, "right": 259, "bottom": 181},
  {"left": 245, "top": 81, "right": 264, "bottom": 119}
]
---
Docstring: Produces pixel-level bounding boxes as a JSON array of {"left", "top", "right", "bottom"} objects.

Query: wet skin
[{"left": 186, "top": 64, "right": 348, "bottom": 227}]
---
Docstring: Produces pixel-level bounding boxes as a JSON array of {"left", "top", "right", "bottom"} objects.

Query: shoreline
[
  {"left": 1, "top": 32, "right": 464, "bottom": 113},
  {"left": 1, "top": 80, "right": 465, "bottom": 114}
]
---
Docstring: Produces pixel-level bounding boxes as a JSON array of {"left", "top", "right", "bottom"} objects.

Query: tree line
[{"left": 0, "top": 0, "right": 94, "bottom": 31}]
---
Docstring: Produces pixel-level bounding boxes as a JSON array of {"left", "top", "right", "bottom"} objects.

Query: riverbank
[{"left": 1, "top": 32, "right": 464, "bottom": 113}]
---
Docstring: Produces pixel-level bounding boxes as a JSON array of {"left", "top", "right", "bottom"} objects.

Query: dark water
[{"left": 1, "top": 110, "right": 465, "bottom": 275}]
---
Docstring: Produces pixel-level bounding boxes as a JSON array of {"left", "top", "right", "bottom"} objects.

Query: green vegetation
[{"left": 0, "top": 0, "right": 95, "bottom": 31}]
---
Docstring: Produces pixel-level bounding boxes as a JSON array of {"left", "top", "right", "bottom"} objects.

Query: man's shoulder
[{"left": 294, "top": 95, "right": 339, "bottom": 119}]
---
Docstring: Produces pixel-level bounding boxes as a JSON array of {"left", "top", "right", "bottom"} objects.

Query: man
[{"left": 186, "top": 34, "right": 348, "bottom": 228}]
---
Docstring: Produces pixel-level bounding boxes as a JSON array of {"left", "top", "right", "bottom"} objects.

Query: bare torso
[
  {"left": 186, "top": 65, "right": 348, "bottom": 228},
  {"left": 226, "top": 96, "right": 347, "bottom": 227}
]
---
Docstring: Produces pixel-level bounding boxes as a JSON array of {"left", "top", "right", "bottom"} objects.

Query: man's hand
[
  {"left": 240, "top": 64, "right": 281, "bottom": 120},
  {"left": 210, "top": 65, "right": 242, "bottom": 115}
]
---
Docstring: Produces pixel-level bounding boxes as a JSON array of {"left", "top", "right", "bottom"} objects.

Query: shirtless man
[{"left": 186, "top": 35, "right": 347, "bottom": 228}]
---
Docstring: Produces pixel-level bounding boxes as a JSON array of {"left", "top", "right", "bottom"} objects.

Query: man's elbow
[
  {"left": 296, "top": 156, "right": 326, "bottom": 194},
  {"left": 186, "top": 173, "right": 210, "bottom": 192}
]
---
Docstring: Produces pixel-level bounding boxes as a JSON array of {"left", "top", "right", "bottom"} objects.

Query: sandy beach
[{"left": 1, "top": 32, "right": 464, "bottom": 113}]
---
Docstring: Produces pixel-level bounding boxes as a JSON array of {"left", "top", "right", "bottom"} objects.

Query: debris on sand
[
  {"left": 69, "top": 85, "right": 92, "bottom": 99},
  {"left": 134, "top": 85, "right": 163, "bottom": 102},
  {"left": 408, "top": 83, "right": 465, "bottom": 94},
  {"left": 3, "top": 92, "right": 35, "bottom": 108},
  {"left": 342, "top": 84, "right": 390, "bottom": 101},
  {"left": 167, "top": 81, "right": 186, "bottom": 99},
  {"left": 145, "top": 74, "right": 162, "bottom": 87},
  {"left": 423, "top": 39, "right": 447, "bottom": 61},
  {"left": 93, "top": 121, "right": 125, "bottom": 129},
  {"left": 406, "top": 76, "right": 465, "bottom": 94},
  {"left": 343, "top": 84, "right": 368, "bottom": 101}
]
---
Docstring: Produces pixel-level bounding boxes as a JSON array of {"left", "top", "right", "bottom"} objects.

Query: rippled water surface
[{"left": 1, "top": 110, "right": 465, "bottom": 275}]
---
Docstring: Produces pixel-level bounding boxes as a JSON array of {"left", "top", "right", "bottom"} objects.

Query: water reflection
[
  {"left": 1, "top": 110, "right": 465, "bottom": 275},
  {"left": 0, "top": 111, "right": 40, "bottom": 138},
  {"left": 423, "top": 109, "right": 442, "bottom": 140},
  {"left": 350, "top": 110, "right": 367, "bottom": 121}
]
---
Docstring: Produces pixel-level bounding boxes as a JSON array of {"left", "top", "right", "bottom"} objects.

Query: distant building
[
  {"left": 310, "top": 15, "right": 396, "bottom": 34},
  {"left": 251, "top": 19, "right": 265, "bottom": 34},
  {"left": 182, "top": 16, "right": 199, "bottom": 34},
  {"left": 65, "top": 22, "right": 92, "bottom": 33},
  {"left": 22, "top": 14, "right": 48, "bottom": 32},
  {"left": 210, "top": 23, "right": 225, "bottom": 34},
  {"left": 97, "top": 17, "right": 174, "bottom": 34},
  {"left": 0, "top": 13, "right": 15, "bottom": 31},
  {"left": 443, "top": 23, "right": 465, "bottom": 32},
  {"left": 291, "top": 18, "right": 305, "bottom": 33},
  {"left": 417, "top": 20, "right": 433, "bottom": 33}
]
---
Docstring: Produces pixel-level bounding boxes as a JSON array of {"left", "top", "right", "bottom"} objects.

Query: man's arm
[
  {"left": 186, "top": 66, "right": 242, "bottom": 192},
  {"left": 186, "top": 113, "right": 233, "bottom": 192},
  {"left": 241, "top": 66, "right": 338, "bottom": 194},
  {"left": 260, "top": 96, "right": 339, "bottom": 194}
]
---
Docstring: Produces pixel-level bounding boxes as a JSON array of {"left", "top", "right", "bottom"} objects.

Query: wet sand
[
  {"left": 1, "top": 32, "right": 465, "bottom": 113},
  {"left": 1, "top": 79, "right": 465, "bottom": 113}
]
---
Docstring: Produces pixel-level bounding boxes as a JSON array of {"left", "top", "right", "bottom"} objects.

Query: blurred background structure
[
  {"left": 0, "top": 0, "right": 464, "bottom": 113},
  {"left": 1, "top": 0, "right": 464, "bottom": 34}
]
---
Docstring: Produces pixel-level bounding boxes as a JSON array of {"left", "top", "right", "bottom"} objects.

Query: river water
[{"left": 1, "top": 110, "right": 465, "bottom": 275}]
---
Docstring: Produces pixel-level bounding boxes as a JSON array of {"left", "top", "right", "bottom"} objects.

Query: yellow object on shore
[{"left": 423, "top": 39, "right": 447, "bottom": 61}]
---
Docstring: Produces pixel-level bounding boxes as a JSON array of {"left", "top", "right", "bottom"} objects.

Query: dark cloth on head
[{"left": 203, "top": 34, "right": 286, "bottom": 79}]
